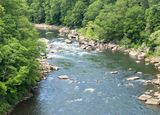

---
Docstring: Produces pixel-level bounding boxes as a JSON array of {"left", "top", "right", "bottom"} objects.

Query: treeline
[
  {"left": 0, "top": 0, "right": 42, "bottom": 114},
  {"left": 27, "top": 0, "right": 160, "bottom": 55}
]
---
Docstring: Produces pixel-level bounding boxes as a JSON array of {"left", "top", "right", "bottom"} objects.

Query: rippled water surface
[{"left": 12, "top": 30, "right": 160, "bottom": 115}]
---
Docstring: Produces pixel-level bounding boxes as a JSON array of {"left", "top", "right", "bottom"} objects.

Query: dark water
[{"left": 12, "top": 30, "right": 160, "bottom": 115}]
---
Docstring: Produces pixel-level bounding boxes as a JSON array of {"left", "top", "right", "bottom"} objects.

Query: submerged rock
[
  {"left": 84, "top": 88, "right": 95, "bottom": 93},
  {"left": 110, "top": 71, "right": 119, "bottom": 74},
  {"left": 127, "top": 76, "right": 140, "bottom": 81}
]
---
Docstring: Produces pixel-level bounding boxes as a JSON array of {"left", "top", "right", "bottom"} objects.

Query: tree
[{"left": 145, "top": 4, "right": 160, "bottom": 33}]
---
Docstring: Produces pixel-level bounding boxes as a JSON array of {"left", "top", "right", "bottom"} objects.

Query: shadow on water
[{"left": 11, "top": 30, "right": 160, "bottom": 115}]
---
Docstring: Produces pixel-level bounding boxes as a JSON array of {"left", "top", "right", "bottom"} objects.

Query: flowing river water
[{"left": 11, "top": 30, "right": 160, "bottom": 115}]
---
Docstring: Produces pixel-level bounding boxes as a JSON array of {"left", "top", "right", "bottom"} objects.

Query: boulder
[
  {"left": 129, "top": 51, "right": 138, "bottom": 58},
  {"left": 145, "top": 91, "right": 151, "bottom": 95},
  {"left": 86, "top": 45, "right": 96, "bottom": 51},
  {"left": 137, "top": 72, "right": 143, "bottom": 75},
  {"left": 59, "top": 27, "right": 70, "bottom": 36},
  {"left": 157, "top": 74, "right": 160, "bottom": 79},
  {"left": 154, "top": 63, "right": 160, "bottom": 67},
  {"left": 124, "top": 49, "right": 130, "bottom": 54},
  {"left": 145, "top": 63, "right": 149, "bottom": 66},
  {"left": 136, "top": 60, "right": 141, "bottom": 63},
  {"left": 110, "top": 71, "right": 119, "bottom": 74},
  {"left": 65, "top": 39, "right": 72, "bottom": 44},
  {"left": 128, "top": 68, "right": 132, "bottom": 71},
  {"left": 137, "top": 52, "right": 146, "bottom": 60},
  {"left": 58, "top": 75, "right": 69, "bottom": 80},
  {"left": 138, "top": 94, "right": 152, "bottom": 101},
  {"left": 50, "top": 49, "right": 58, "bottom": 53},
  {"left": 145, "top": 98, "right": 160, "bottom": 105},
  {"left": 154, "top": 92, "right": 160, "bottom": 98},
  {"left": 151, "top": 79, "right": 160, "bottom": 85},
  {"left": 50, "top": 66, "right": 59, "bottom": 71},
  {"left": 150, "top": 57, "right": 160, "bottom": 64},
  {"left": 127, "top": 76, "right": 140, "bottom": 81},
  {"left": 145, "top": 58, "right": 150, "bottom": 62},
  {"left": 88, "top": 40, "right": 96, "bottom": 46},
  {"left": 108, "top": 43, "right": 116, "bottom": 49},
  {"left": 81, "top": 44, "right": 87, "bottom": 49},
  {"left": 112, "top": 46, "right": 117, "bottom": 51}
]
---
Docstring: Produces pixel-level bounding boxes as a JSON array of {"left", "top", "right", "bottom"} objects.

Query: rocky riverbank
[
  {"left": 59, "top": 27, "right": 160, "bottom": 72},
  {"left": 58, "top": 27, "right": 160, "bottom": 106},
  {"left": 38, "top": 38, "right": 59, "bottom": 80}
]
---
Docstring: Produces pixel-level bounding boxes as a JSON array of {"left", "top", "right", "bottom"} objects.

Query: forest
[
  {"left": 1, "top": 0, "right": 160, "bottom": 114},
  {"left": 0, "top": 0, "right": 43, "bottom": 114},
  {"left": 27, "top": 0, "right": 160, "bottom": 55}
]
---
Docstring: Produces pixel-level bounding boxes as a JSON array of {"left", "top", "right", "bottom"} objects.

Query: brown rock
[
  {"left": 154, "top": 92, "right": 160, "bottom": 97},
  {"left": 50, "top": 66, "right": 59, "bottom": 71},
  {"left": 137, "top": 52, "right": 146, "bottom": 60},
  {"left": 157, "top": 74, "right": 160, "bottom": 79},
  {"left": 129, "top": 51, "right": 138, "bottom": 58},
  {"left": 150, "top": 57, "right": 160, "bottom": 64},
  {"left": 145, "top": 58, "right": 150, "bottom": 62},
  {"left": 152, "top": 79, "right": 160, "bottom": 85},
  {"left": 138, "top": 94, "right": 152, "bottom": 101},
  {"left": 145, "top": 98, "right": 160, "bottom": 105}
]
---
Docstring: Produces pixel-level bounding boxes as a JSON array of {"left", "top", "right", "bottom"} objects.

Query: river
[{"left": 11, "top": 30, "right": 160, "bottom": 115}]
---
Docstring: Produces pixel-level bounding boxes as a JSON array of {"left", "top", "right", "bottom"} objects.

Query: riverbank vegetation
[
  {"left": 27, "top": 0, "right": 160, "bottom": 56},
  {"left": 0, "top": 0, "right": 43, "bottom": 114}
]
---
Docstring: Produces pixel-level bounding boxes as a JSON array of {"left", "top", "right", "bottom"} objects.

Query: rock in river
[
  {"left": 127, "top": 76, "right": 140, "bottom": 81},
  {"left": 145, "top": 98, "right": 160, "bottom": 105},
  {"left": 110, "top": 71, "right": 119, "bottom": 74},
  {"left": 58, "top": 75, "right": 69, "bottom": 80},
  {"left": 84, "top": 88, "right": 95, "bottom": 93},
  {"left": 65, "top": 39, "right": 72, "bottom": 44},
  {"left": 138, "top": 94, "right": 152, "bottom": 101},
  {"left": 129, "top": 51, "right": 138, "bottom": 58}
]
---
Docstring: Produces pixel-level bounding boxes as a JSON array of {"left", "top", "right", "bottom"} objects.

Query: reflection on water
[{"left": 12, "top": 30, "right": 160, "bottom": 115}]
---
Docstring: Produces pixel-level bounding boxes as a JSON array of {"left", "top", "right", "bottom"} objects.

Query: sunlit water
[{"left": 11, "top": 30, "right": 160, "bottom": 115}]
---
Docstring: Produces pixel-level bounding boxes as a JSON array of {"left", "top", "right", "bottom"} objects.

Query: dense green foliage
[
  {"left": 27, "top": 0, "right": 160, "bottom": 55},
  {"left": 0, "top": 0, "right": 41, "bottom": 114}
]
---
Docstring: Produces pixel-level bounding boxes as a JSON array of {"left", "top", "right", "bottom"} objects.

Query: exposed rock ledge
[{"left": 34, "top": 24, "right": 60, "bottom": 30}]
